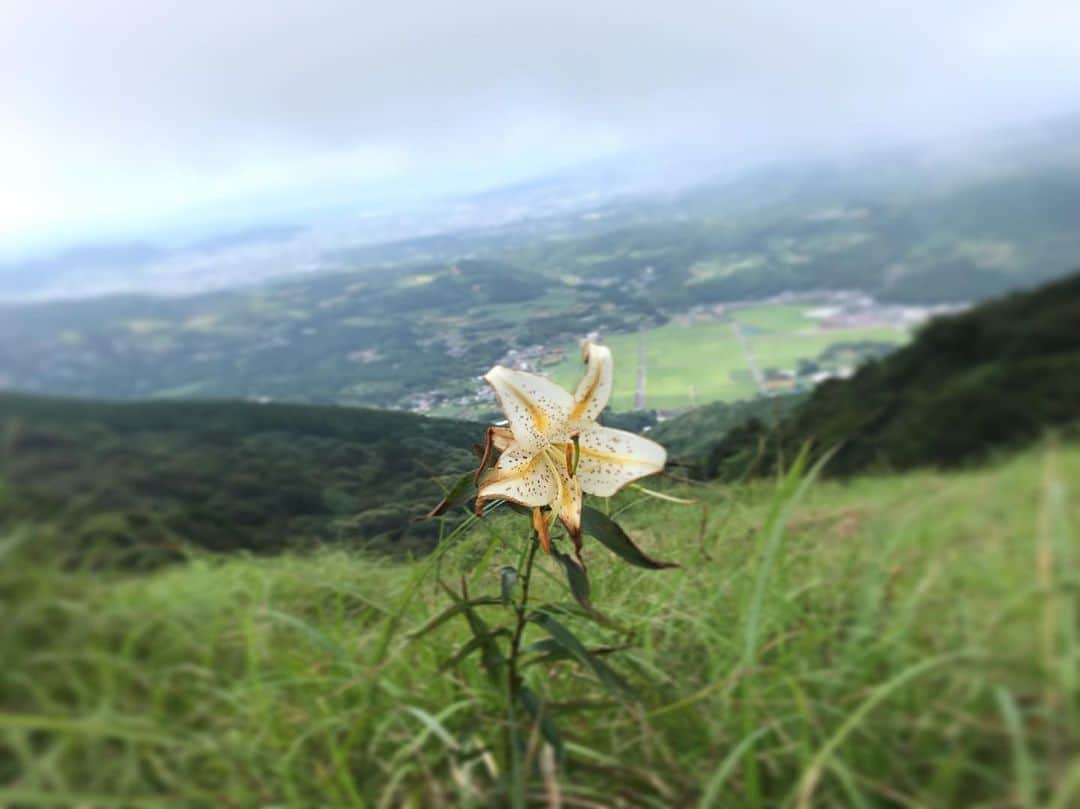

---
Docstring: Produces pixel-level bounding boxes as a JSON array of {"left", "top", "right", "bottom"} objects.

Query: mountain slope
[
  {"left": 0, "top": 395, "right": 480, "bottom": 563},
  {"left": 689, "top": 270, "right": 1080, "bottom": 478},
  {"left": 648, "top": 394, "right": 804, "bottom": 473}
]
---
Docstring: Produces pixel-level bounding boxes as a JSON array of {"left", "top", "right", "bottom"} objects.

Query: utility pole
[
  {"left": 634, "top": 323, "right": 647, "bottom": 411},
  {"left": 730, "top": 319, "right": 765, "bottom": 395}
]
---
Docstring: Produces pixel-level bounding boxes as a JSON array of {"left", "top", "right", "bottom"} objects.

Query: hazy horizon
[{"left": 3, "top": 0, "right": 1080, "bottom": 258}]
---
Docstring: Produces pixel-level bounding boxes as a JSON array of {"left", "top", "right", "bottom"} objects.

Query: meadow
[
  {"left": 3, "top": 442, "right": 1076, "bottom": 807},
  {"left": 551, "top": 304, "right": 906, "bottom": 410}
]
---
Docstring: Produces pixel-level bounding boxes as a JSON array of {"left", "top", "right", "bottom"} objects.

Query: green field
[
  {"left": 552, "top": 304, "right": 907, "bottom": 411},
  {"left": 3, "top": 442, "right": 1077, "bottom": 806}
]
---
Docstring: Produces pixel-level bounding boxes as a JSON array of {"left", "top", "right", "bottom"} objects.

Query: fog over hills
[
  {"left": 4, "top": 117, "right": 1080, "bottom": 302},
  {"left": 0, "top": 154, "right": 691, "bottom": 300}
]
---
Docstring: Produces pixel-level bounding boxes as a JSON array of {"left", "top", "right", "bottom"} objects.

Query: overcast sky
[{"left": 2, "top": 0, "right": 1079, "bottom": 254}]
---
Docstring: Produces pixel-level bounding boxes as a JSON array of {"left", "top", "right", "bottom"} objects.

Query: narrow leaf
[
  {"left": 551, "top": 548, "right": 596, "bottom": 613},
  {"left": 407, "top": 597, "right": 502, "bottom": 639},
  {"left": 461, "top": 600, "right": 505, "bottom": 687},
  {"left": 518, "top": 686, "right": 565, "bottom": 760},
  {"left": 581, "top": 506, "right": 679, "bottom": 570},
  {"left": 742, "top": 443, "right": 834, "bottom": 665},
  {"left": 523, "top": 638, "right": 570, "bottom": 658},
  {"left": 438, "top": 628, "right": 511, "bottom": 673},
  {"left": 522, "top": 638, "right": 626, "bottom": 669},
  {"left": 401, "top": 705, "right": 462, "bottom": 752},
  {"left": 418, "top": 472, "right": 475, "bottom": 520},
  {"left": 995, "top": 687, "right": 1036, "bottom": 809},
  {"left": 628, "top": 483, "right": 697, "bottom": 504},
  {"left": 528, "top": 610, "right": 631, "bottom": 695}
]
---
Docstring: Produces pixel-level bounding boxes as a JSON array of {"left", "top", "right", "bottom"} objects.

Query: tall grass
[{"left": 1, "top": 444, "right": 1078, "bottom": 806}]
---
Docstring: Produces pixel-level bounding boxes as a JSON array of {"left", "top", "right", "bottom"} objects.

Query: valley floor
[{"left": 2, "top": 442, "right": 1078, "bottom": 807}]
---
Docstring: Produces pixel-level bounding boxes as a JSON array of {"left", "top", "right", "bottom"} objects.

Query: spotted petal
[
  {"left": 476, "top": 443, "right": 558, "bottom": 508},
  {"left": 484, "top": 366, "right": 573, "bottom": 453},
  {"left": 576, "top": 425, "right": 667, "bottom": 497},
  {"left": 568, "top": 341, "right": 613, "bottom": 428}
]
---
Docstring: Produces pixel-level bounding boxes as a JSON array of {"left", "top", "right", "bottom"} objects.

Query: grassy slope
[{"left": 3, "top": 442, "right": 1077, "bottom": 806}]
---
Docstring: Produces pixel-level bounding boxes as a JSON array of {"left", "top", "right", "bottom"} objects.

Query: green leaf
[
  {"left": 517, "top": 686, "right": 564, "bottom": 760},
  {"left": 550, "top": 548, "right": 595, "bottom": 613},
  {"left": 742, "top": 442, "right": 834, "bottom": 666},
  {"left": 400, "top": 705, "right": 464, "bottom": 753},
  {"left": 438, "top": 628, "right": 511, "bottom": 674},
  {"left": 418, "top": 471, "right": 475, "bottom": 520},
  {"left": 407, "top": 597, "right": 502, "bottom": 639},
  {"left": 500, "top": 566, "right": 518, "bottom": 606},
  {"left": 522, "top": 638, "right": 570, "bottom": 658},
  {"left": 460, "top": 599, "right": 505, "bottom": 687},
  {"left": 522, "top": 638, "right": 626, "bottom": 670},
  {"left": 526, "top": 601, "right": 614, "bottom": 629},
  {"left": 581, "top": 506, "right": 679, "bottom": 570},
  {"left": 527, "top": 610, "right": 631, "bottom": 696},
  {"left": 521, "top": 637, "right": 578, "bottom": 669}
]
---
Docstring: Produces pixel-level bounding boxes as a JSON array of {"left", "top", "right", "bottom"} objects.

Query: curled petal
[
  {"left": 569, "top": 342, "right": 613, "bottom": 427},
  {"left": 576, "top": 425, "right": 667, "bottom": 497},
  {"left": 476, "top": 445, "right": 558, "bottom": 508},
  {"left": 490, "top": 425, "right": 515, "bottom": 451},
  {"left": 532, "top": 507, "right": 552, "bottom": 554},
  {"left": 551, "top": 453, "right": 584, "bottom": 549},
  {"left": 472, "top": 425, "right": 517, "bottom": 484},
  {"left": 484, "top": 366, "right": 573, "bottom": 453}
]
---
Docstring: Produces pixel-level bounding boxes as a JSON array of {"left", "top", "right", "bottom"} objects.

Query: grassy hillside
[
  {"left": 2, "top": 442, "right": 1076, "bottom": 806},
  {"left": 701, "top": 271, "right": 1080, "bottom": 479},
  {"left": 0, "top": 395, "right": 479, "bottom": 562}
]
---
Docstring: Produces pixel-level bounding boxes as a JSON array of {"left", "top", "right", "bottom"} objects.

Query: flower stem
[
  {"left": 505, "top": 533, "right": 540, "bottom": 809},
  {"left": 509, "top": 534, "right": 540, "bottom": 698}
]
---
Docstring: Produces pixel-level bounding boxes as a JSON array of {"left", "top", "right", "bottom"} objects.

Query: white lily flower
[{"left": 476, "top": 342, "right": 666, "bottom": 551}]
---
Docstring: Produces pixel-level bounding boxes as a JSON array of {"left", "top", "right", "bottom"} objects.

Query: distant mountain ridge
[
  {"left": 0, "top": 225, "right": 305, "bottom": 300},
  {"left": 5, "top": 117, "right": 1080, "bottom": 303}
]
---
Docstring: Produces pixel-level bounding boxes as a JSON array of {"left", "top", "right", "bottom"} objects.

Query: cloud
[{"left": 2, "top": 0, "right": 1079, "bottom": 248}]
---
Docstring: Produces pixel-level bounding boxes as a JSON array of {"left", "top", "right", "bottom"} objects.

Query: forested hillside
[
  {"left": 697, "top": 270, "right": 1080, "bottom": 478},
  {"left": 649, "top": 394, "right": 804, "bottom": 473},
  {"left": 0, "top": 396, "right": 479, "bottom": 564},
  {"left": 6, "top": 268, "right": 1077, "bottom": 567}
]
